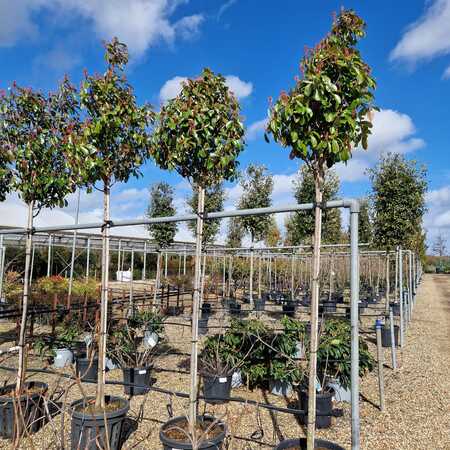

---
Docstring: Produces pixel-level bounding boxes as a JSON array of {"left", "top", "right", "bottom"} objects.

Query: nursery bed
[{"left": 0, "top": 274, "right": 448, "bottom": 449}]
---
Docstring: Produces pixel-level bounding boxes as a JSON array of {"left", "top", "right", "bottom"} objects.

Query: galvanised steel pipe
[{"left": 349, "top": 199, "right": 360, "bottom": 450}]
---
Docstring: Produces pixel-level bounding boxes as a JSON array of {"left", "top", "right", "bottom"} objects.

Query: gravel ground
[{"left": 0, "top": 274, "right": 449, "bottom": 449}]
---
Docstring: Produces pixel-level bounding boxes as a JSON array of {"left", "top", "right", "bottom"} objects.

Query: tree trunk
[
  {"left": 189, "top": 186, "right": 205, "bottom": 428},
  {"left": 200, "top": 253, "right": 207, "bottom": 307},
  {"left": 258, "top": 253, "right": 262, "bottom": 299},
  {"left": 16, "top": 202, "right": 34, "bottom": 395},
  {"left": 307, "top": 172, "right": 323, "bottom": 450},
  {"left": 385, "top": 252, "right": 390, "bottom": 313},
  {"left": 96, "top": 180, "right": 110, "bottom": 409}
]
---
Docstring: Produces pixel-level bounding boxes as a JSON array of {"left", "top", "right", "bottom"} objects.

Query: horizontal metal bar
[{"left": 0, "top": 199, "right": 356, "bottom": 235}]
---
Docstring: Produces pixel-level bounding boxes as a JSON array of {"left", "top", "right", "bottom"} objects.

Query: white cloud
[
  {"left": 217, "top": 0, "right": 237, "bottom": 20},
  {"left": 0, "top": 0, "right": 204, "bottom": 57},
  {"left": 245, "top": 118, "right": 267, "bottom": 141},
  {"left": 159, "top": 76, "right": 187, "bottom": 103},
  {"left": 159, "top": 74, "right": 253, "bottom": 103},
  {"left": 443, "top": 65, "right": 450, "bottom": 79},
  {"left": 424, "top": 185, "right": 450, "bottom": 250},
  {"left": 390, "top": 0, "right": 450, "bottom": 66},
  {"left": 224, "top": 75, "right": 253, "bottom": 99},
  {"left": 334, "top": 109, "right": 426, "bottom": 181}
]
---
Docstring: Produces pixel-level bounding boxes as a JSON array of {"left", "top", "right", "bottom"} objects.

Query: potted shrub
[
  {"left": 275, "top": 437, "right": 345, "bottom": 450},
  {"left": 75, "top": 331, "right": 99, "bottom": 383},
  {"left": 135, "top": 309, "right": 165, "bottom": 348},
  {"left": 298, "top": 319, "right": 374, "bottom": 428},
  {"left": 109, "top": 322, "right": 157, "bottom": 396},
  {"left": 53, "top": 322, "right": 82, "bottom": 368}
]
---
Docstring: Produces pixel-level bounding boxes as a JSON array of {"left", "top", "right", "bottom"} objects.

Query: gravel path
[{"left": 0, "top": 274, "right": 449, "bottom": 449}]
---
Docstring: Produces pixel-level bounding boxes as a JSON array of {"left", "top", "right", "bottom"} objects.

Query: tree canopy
[
  {"left": 369, "top": 153, "right": 427, "bottom": 252},
  {"left": 147, "top": 182, "right": 177, "bottom": 249},
  {"left": 285, "top": 166, "right": 342, "bottom": 244},
  {"left": 152, "top": 68, "right": 245, "bottom": 188},
  {"left": 267, "top": 10, "right": 376, "bottom": 180},
  {"left": 80, "top": 38, "right": 154, "bottom": 189},
  {"left": 238, "top": 164, "right": 274, "bottom": 243},
  {"left": 0, "top": 79, "right": 84, "bottom": 209}
]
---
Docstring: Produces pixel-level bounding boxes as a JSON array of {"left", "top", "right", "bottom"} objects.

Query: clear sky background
[{"left": 0, "top": 0, "right": 449, "bottom": 250}]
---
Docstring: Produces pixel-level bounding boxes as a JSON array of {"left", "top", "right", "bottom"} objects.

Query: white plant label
[
  {"left": 138, "top": 370, "right": 146, "bottom": 374},
  {"left": 219, "top": 377, "right": 227, "bottom": 383}
]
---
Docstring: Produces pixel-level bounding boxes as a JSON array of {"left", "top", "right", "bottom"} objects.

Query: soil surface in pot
[
  {"left": 0, "top": 385, "right": 45, "bottom": 398},
  {"left": 74, "top": 399, "right": 123, "bottom": 415},
  {"left": 162, "top": 417, "right": 222, "bottom": 444}
]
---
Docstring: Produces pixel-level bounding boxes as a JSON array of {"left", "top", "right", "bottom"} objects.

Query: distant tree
[
  {"left": 147, "top": 182, "right": 177, "bottom": 304},
  {"left": 147, "top": 182, "right": 177, "bottom": 248},
  {"left": 358, "top": 197, "right": 372, "bottom": 244},
  {"left": 369, "top": 153, "right": 427, "bottom": 253},
  {"left": 432, "top": 232, "right": 447, "bottom": 257},
  {"left": 187, "top": 183, "right": 225, "bottom": 245},
  {"left": 264, "top": 216, "right": 282, "bottom": 247},
  {"left": 226, "top": 217, "right": 243, "bottom": 248},
  {"left": 238, "top": 164, "right": 273, "bottom": 303},
  {"left": 286, "top": 166, "right": 342, "bottom": 244}
]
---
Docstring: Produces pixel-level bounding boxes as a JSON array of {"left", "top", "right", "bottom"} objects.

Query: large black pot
[
  {"left": 322, "top": 302, "right": 337, "bottom": 314},
  {"left": 122, "top": 367, "right": 152, "bottom": 395},
  {"left": 299, "top": 389, "right": 333, "bottom": 429},
  {"left": 0, "top": 381, "right": 48, "bottom": 439},
  {"left": 202, "top": 374, "right": 232, "bottom": 404},
  {"left": 274, "top": 438, "right": 344, "bottom": 449},
  {"left": 70, "top": 396, "right": 129, "bottom": 450},
  {"left": 381, "top": 325, "right": 399, "bottom": 348},
  {"left": 160, "top": 415, "right": 226, "bottom": 450},
  {"left": 389, "top": 302, "right": 401, "bottom": 317},
  {"left": 201, "top": 303, "right": 212, "bottom": 318},
  {"left": 76, "top": 356, "right": 99, "bottom": 382}
]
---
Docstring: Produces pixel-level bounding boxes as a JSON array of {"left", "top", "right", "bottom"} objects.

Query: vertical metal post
[
  {"left": 129, "top": 249, "right": 134, "bottom": 313},
  {"left": 183, "top": 249, "right": 187, "bottom": 276},
  {"left": 291, "top": 251, "right": 295, "bottom": 301},
  {"left": 142, "top": 242, "right": 147, "bottom": 281},
  {"left": 408, "top": 251, "right": 413, "bottom": 316},
  {"left": 398, "top": 248, "right": 404, "bottom": 348},
  {"left": 86, "top": 237, "right": 91, "bottom": 280},
  {"left": 350, "top": 203, "right": 360, "bottom": 450},
  {"left": 47, "top": 235, "right": 52, "bottom": 277},
  {"left": 0, "top": 236, "right": 4, "bottom": 300},
  {"left": 117, "top": 239, "right": 122, "bottom": 274},
  {"left": 375, "top": 320, "right": 385, "bottom": 411},
  {"left": 389, "top": 308, "right": 397, "bottom": 370},
  {"left": 164, "top": 252, "right": 168, "bottom": 278}
]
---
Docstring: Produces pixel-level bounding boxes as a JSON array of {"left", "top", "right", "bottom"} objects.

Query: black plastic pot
[
  {"left": 202, "top": 374, "right": 232, "bottom": 404},
  {"left": 70, "top": 396, "right": 129, "bottom": 450},
  {"left": 274, "top": 438, "right": 344, "bottom": 449},
  {"left": 229, "top": 303, "right": 241, "bottom": 315},
  {"left": 201, "top": 303, "right": 212, "bottom": 318},
  {"left": 198, "top": 317, "right": 209, "bottom": 336},
  {"left": 389, "top": 302, "right": 401, "bottom": 317},
  {"left": 322, "top": 302, "right": 337, "bottom": 314},
  {"left": 299, "top": 389, "right": 333, "bottom": 429},
  {"left": 381, "top": 325, "right": 399, "bottom": 348},
  {"left": 0, "top": 381, "right": 47, "bottom": 439},
  {"left": 282, "top": 303, "right": 296, "bottom": 317},
  {"left": 167, "top": 305, "right": 183, "bottom": 316},
  {"left": 76, "top": 356, "right": 99, "bottom": 382},
  {"left": 254, "top": 298, "right": 265, "bottom": 311},
  {"left": 122, "top": 367, "right": 151, "bottom": 395},
  {"left": 160, "top": 415, "right": 226, "bottom": 450}
]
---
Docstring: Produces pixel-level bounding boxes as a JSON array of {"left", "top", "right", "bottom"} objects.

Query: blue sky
[{"left": 1, "top": 0, "right": 449, "bottom": 249}]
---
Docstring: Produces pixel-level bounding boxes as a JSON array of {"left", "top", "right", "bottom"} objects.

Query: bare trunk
[
  {"left": 307, "top": 173, "right": 323, "bottom": 450},
  {"left": 189, "top": 186, "right": 205, "bottom": 428},
  {"left": 258, "top": 254, "right": 262, "bottom": 299},
  {"left": 385, "top": 252, "right": 390, "bottom": 313},
  {"left": 16, "top": 202, "right": 34, "bottom": 395},
  {"left": 200, "top": 253, "right": 206, "bottom": 307},
  {"left": 96, "top": 180, "right": 110, "bottom": 409}
]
